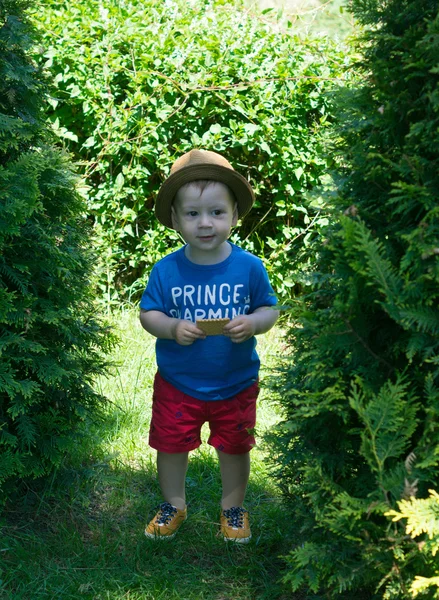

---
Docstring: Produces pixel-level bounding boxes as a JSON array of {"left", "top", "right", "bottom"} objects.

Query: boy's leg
[
  {"left": 157, "top": 450, "right": 189, "bottom": 510},
  {"left": 145, "top": 451, "right": 189, "bottom": 540},
  {"left": 208, "top": 383, "right": 258, "bottom": 543},
  {"left": 217, "top": 450, "right": 250, "bottom": 509},
  {"left": 217, "top": 450, "right": 252, "bottom": 543},
  {"left": 208, "top": 382, "right": 258, "bottom": 509}
]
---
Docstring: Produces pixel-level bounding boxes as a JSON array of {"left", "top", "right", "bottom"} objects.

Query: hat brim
[{"left": 155, "top": 164, "right": 255, "bottom": 229}]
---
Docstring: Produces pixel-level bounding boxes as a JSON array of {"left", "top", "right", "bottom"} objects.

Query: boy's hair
[{"left": 175, "top": 180, "right": 236, "bottom": 203}]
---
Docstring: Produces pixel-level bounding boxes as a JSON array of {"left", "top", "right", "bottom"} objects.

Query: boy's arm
[
  {"left": 140, "top": 309, "right": 206, "bottom": 346},
  {"left": 223, "top": 306, "right": 279, "bottom": 344}
]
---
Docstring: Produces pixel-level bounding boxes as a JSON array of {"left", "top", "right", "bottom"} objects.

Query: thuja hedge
[
  {"left": 270, "top": 0, "right": 439, "bottom": 597},
  {"left": 0, "top": 1, "right": 113, "bottom": 502},
  {"left": 32, "top": 0, "right": 350, "bottom": 305}
]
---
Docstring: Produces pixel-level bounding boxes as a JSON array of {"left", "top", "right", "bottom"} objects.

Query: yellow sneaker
[
  {"left": 220, "top": 507, "right": 251, "bottom": 544},
  {"left": 145, "top": 502, "right": 187, "bottom": 540}
]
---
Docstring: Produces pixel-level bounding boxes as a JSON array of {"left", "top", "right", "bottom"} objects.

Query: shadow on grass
[{"left": 1, "top": 449, "right": 301, "bottom": 600}]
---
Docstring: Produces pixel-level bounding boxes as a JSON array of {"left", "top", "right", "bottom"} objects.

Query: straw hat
[{"left": 155, "top": 149, "right": 255, "bottom": 228}]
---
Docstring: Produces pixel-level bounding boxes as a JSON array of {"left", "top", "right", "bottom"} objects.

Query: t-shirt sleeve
[
  {"left": 250, "top": 259, "right": 277, "bottom": 310},
  {"left": 139, "top": 265, "right": 165, "bottom": 312}
]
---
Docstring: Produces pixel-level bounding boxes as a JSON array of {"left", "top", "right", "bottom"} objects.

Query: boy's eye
[
  {"left": 213, "top": 209, "right": 224, "bottom": 216},
  {"left": 187, "top": 211, "right": 198, "bottom": 217}
]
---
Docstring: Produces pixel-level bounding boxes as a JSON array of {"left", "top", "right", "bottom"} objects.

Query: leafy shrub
[
  {"left": 32, "top": 0, "right": 350, "bottom": 306},
  {"left": 387, "top": 490, "right": 439, "bottom": 599},
  {"left": 269, "top": 0, "right": 439, "bottom": 597},
  {"left": 0, "top": 0, "right": 113, "bottom": 503}
]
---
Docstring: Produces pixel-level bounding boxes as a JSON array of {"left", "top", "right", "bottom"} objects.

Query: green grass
[{"left": 1, "top": 311, "right": 301, "bottom": 600}]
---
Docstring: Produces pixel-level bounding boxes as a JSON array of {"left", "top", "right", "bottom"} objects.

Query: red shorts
[{"left": 149, "top": 373, "right": 259, "bottom": 455}]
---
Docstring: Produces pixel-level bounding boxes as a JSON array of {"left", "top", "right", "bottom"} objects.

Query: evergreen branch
[
  {"left": 349, "top": 376, "right": 419, "bottom": 484},
  {"left": 0, "top": 262, "right": 29, "bottom": 295},
  {"left": 400, "top": 307, "right": 439, "bottom": 335},
  {"left": 348, "top": 218, "right": 403, "bottom": 318}
]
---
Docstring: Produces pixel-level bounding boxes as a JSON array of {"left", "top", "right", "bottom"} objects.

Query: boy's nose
[{"left": 199, "top": 213, "right": 212, "bottom": 227}]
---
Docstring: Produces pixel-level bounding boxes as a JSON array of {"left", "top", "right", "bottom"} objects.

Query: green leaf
[
  {"left": 294, "top": 166, "right": 304, "bottom": 180},
  {"left": 115, "top": 173, "right": 124, "bottom": 190}
]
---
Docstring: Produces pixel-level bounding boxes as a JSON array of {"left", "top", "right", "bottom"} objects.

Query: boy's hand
[
  {"left": 172, "top": 320, "right": 206, "bottom": 346},
  {"left": 223, "top": 315, "right": 256, "bottom": 343}
]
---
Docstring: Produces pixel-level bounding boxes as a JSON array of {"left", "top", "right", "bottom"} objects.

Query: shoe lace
[
  {"left": 223, "top": 506, "right": 246, "bottom": 528},
  {"left": 155, "top": 502, "right": 177, "bottom": 526}
]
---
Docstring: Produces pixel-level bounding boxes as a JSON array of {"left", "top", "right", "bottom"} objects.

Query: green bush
[
  {"left": 387, "top": 490, "right": 439, "bottom": 599},
  {"left": 0, "top": 0, "right": 113, "bottom": 503},
  {"left": 269, "top": 0, "right": 439, "bottom": 597},
  {"left": 32, "top": 0, "right": 350, "bottom": 306}
]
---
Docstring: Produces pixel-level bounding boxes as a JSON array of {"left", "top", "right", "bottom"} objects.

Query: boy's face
[{"left": 171, "top": 182, "right": 238, "bottom": 261}]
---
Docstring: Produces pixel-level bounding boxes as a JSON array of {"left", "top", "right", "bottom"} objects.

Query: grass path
[{"left": 1, "top": 312, "right": 300, "bottom": 600}]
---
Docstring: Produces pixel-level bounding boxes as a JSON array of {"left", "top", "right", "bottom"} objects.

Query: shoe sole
[
  {"left": 223, "top": 535, "right": 252, "bottom": 544},
  {"left": 144, "top": 530, "right": 177, "bottom": 540}
]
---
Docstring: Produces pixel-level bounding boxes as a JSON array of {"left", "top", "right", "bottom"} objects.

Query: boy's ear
[
  {"left": 171, "top": 206, "right": 180, "bottom": 230},
  {"left": 231, "top": 203, "right": 239, "bottom": 227}
]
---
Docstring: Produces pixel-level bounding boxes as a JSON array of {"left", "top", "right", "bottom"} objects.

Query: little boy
[{"left": 140, "top": 149, "right": 278, "bottom": 543}]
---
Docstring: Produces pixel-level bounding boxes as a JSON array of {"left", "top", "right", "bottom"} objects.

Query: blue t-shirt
[{"left": 140, "top": 243, "right": 277, "bottom": 401}]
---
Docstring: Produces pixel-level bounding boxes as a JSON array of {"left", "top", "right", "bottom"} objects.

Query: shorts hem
[
  {"left": 209, "top": 441, "right": 256, "bottom": 455},
  {"left": 149, "top": 440, "right": 201, "bottom": 454}
]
